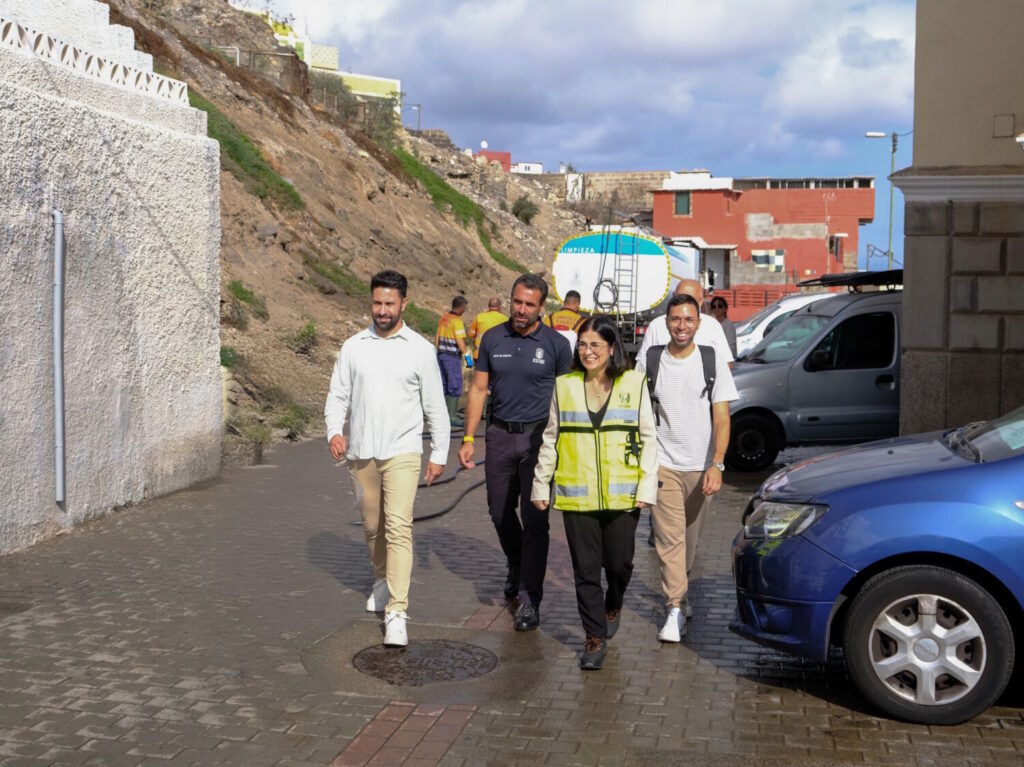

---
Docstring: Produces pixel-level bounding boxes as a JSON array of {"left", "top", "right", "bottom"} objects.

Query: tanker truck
[{"left": 550, "top": 226, "right": 699, "bottom": 354}]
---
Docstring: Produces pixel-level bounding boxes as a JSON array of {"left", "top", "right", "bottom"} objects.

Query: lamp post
[
  {"left": 409, "top": 103, "right": 421, "bottom": 131},
  {"left": 865, "top": 130, "right": 902, "bottom": 271}
]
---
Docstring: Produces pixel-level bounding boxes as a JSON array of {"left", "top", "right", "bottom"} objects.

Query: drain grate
[{"left": 353, "top": 640, "right": 498, "bottom": 686}]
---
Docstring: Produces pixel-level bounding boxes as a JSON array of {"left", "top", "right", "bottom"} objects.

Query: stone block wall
[
  {"left": 900, "top": 200, "right": 1024, "bottom": 433},
  {"left": 0, "top": 2, "right": 221, "bottom": 554}
]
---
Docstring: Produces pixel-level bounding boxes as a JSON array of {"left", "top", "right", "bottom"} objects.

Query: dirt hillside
[{"left": 107, "top": 0, "right": 583, "bottom": 462}]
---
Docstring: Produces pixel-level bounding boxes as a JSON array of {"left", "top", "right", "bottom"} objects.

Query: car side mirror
[{"left": 806, "top": 349, "right": 831, "bottom": 371}]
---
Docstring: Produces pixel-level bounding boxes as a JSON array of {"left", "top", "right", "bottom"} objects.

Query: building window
[{"left": 674, "top": 192, "right": 691, "bottom": 216}]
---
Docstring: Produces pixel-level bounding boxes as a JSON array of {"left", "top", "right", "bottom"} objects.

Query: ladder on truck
[{"left": 593, "top": 226, "right": 641, "bottom": 348}]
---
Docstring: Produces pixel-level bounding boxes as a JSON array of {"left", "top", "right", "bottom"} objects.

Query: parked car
[
  {"left": 726, "top": 271, "right": 903, "bottom": 471},
  {"left": 731, "top": 404, "right": 1024, "bottom": 723},
  {"left": 735, "top": 291, "right": 828, "bottom": 357}
]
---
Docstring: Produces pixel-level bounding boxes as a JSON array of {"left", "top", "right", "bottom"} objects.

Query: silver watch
[{"left": 713, "top": 462, "right": 726, "bottom": 471}]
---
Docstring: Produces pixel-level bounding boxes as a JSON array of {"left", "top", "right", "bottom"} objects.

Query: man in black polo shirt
[{"left": 459, "top": 274, "right": 573, "bottom": 631}]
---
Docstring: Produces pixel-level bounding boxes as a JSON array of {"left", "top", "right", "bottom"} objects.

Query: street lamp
[
  {"left": 865, "top": 130, "right": 909, "bottom": 271},
  {"left": 408, "top": 103, "right": 421, "bottom": 131}
]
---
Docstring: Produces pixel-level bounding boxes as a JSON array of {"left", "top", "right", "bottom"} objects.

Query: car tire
[
  {"left": 726, "top": 413, "right": 780, "bottom": 471},
  {"left": 843, "top": 565, "right": 1014, "bottom": 725}
]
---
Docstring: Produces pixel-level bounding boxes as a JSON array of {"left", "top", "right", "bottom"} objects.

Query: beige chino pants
[
  {"left": 652, "top": 466, "right": 710, "bottom": 608},
  {"left": 348, "top": 453, "right": 422, "bottom": 614}
]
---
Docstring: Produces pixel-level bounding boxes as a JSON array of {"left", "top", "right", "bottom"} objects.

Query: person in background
[
  {"left": 532, "top": 316, "right": 657, "bottom": 670},
  {"left": 636, "top": 279, "right": 733, "bottom": 373},
  {"left": 436, "top": 296, "right": 470, "bottom": 427},
  {"left": 324, "top": 270, "right": 449, "bottom": 647},
  {"left": 468, "top": 297, "right": 508, "bottom": 423},
  {"left": 459, "top": 274, "right": 573, "bottom": 632},
  {"left": 468, "top": 297, "right": 507, "bottom": 361},
  {"left": 709, "top": 295, "right": 737, "bottom": 358},
  {"left": 543, "top": 290, "right": 586, "bottom": 347}
]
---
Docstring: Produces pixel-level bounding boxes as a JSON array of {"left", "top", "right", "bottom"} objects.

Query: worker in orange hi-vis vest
[
  {"left": 543, "top": 290, "right": 586, "bottom": 346},
  {"left": 468, "top": 297, "right": 508, "bottom": 361},
  {"left": 435, "top": 296, "right": 469, "bottom": 427}
]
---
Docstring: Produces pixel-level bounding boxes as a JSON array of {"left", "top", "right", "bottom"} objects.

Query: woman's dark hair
[
  {"left": 370, "top": 270, "right": 408, "bottom": 298},
  {"left": 572, "top": 315, "right": 629, "bottom": 379}
]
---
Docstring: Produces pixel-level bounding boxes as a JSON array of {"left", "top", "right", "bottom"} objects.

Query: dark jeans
[
  {"left": 562, "top": 508, "right": 640, "bottom": 640},
  {"left": 484, "top": 422, "right": 548, "bottom": 608}
]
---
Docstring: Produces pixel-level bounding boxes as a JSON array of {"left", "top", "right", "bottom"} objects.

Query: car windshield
[
  {"left": 957, "top": 405, "right": 1024, "bottom": 462},
  {"left": 743, "top": 314, "right": 831, "bottom": 363},
  {"left": 736, "top": 304, "right": 778, "bottom": 337}
]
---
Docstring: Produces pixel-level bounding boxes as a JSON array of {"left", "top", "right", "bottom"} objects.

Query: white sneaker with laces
[
  {"left": 366, "top": 579, "right": 389, "bottom": 612},
  {"left": 658, "top": 607, "right": 686, "bottom": 643},
  {"left": 383, "top": 610, "right": 408, "bottom": 647}
]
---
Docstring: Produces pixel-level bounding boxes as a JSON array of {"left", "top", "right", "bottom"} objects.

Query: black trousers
[
  {"left": 484, "top": 422, "right": 549, "bottom": 608},
  {"left": 562, "top": 508, "right": 641, "bottom": 640}
]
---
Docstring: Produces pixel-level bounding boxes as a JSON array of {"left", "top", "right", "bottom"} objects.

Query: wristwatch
[{"left": 713, "top": 462, "right": 726, "bottom": 471}]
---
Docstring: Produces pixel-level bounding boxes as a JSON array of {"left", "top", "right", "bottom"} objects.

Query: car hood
[{"left": 762, "top": 432, "right": 973, "bottom": 501}]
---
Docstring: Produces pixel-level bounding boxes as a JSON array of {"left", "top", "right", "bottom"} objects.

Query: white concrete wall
[{"left": 0, "top": 8, "right": 221, "bottom": 554}]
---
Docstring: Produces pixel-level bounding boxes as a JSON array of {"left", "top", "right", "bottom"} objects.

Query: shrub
[
  {"left": 227, "top": 280, "right": 268, "bottom": 320},
  {"left": 220, "top": 345, "right": 242, "bottom": 368},
  {"left": 512, "top": 194, "right": 540, "bottom": 225},
  {"left": 223, "top": 299, "right": 248, "bottom": 330},
  {"left": 303, "top": 256, "right": 369, "bottom": 297},
  {"left": 404, "top": 302, "right": 440, "bottom": 336},
  {"left": 274, "top": 402, "right": 314, "bottom": 434},
  {"left": 286, "top": 321, "right": 318, "bottom": 354}
]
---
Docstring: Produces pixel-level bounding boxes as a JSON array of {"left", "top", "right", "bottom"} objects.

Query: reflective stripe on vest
[{"left": 552, "top": 370, "right": 645, "bottom": 512}]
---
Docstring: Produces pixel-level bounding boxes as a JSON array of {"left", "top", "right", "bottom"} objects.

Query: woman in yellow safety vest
[{"left": 531, "top": 315, "right": 658, "bottom": 670}]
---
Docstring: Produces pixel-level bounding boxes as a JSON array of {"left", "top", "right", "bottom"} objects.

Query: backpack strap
[
  {"left": 697, "top": 344, "right": 716, "bottom": 421},
  {"left": 645, "top": 345, "right": 665, "bottom": 426}
]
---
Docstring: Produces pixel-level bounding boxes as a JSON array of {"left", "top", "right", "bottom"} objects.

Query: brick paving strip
[{"left": 330, "top": 702, "right": 476, "bottom": 766}]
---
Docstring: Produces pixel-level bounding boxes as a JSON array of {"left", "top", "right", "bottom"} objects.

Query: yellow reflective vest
[{"left": 552, "top": 370, "right": 646, "bottom": 512}]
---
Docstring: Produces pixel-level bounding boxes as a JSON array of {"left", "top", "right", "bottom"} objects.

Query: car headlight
[{"left": 743, "top": 502, "right": 827, "bottom": 539}]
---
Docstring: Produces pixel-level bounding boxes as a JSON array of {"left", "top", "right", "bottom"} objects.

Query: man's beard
[{"left": 374, "top": 313, "right": 399, "bottom": 332}]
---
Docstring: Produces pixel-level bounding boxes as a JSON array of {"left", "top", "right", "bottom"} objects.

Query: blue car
[{"left": 731, "top": 405, "right": 1024, "bottom": 724}]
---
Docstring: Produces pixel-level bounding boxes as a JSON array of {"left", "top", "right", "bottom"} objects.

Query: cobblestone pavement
[{"left": 1, "top": 437, "right": 1022, "bottom": 767}]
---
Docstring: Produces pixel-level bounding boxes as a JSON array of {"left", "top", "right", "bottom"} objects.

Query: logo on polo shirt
[{"left": 532, "top": 348, "right": 546, "bottom": 365}]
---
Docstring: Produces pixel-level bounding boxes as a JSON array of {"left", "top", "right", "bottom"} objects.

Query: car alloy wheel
[{"left": 844, "top": 565, "right": 1013, "bottom": 724}]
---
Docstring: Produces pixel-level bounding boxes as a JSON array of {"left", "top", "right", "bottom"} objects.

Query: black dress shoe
[
  {"left": 504, "top": 563, "right": 520, "bottom": 599},
  {"left": 580, "top": 636, "right": 607, "bottom": 670},
  {"left": 514, "top": 603, "right": 539, "bottom": 631},
  {"left": 606, "top": 609, "right": 621, "bottom": 639}
]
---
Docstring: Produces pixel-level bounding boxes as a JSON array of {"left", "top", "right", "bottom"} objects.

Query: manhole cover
[{"left": 353, "top": 640, "right": 498, "bottom": 686}]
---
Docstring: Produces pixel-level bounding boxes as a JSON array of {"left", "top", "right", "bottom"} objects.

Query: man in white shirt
[
  {"left": 324, "top": 270, "right": 450, "bottom": 647},
  {"left": 635, "top": 279, "right": 735, "bottom": 373},
  {"left": 644, "top": 293, "right": 738, "bottom": 643}
]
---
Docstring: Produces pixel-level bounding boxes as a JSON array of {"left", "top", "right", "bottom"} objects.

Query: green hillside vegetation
[
  {"left": 392, "top": 148, "right": 527, "bottom": 274},
  {"left": 189, "top": 90, "right": 304, "bottom": 211}
]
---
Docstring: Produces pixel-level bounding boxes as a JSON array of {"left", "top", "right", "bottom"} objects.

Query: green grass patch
[
  {"left": 189, "top": 89, "right": 304, "bottom": 211},
  {"left": 304, "top": 256, "right": 369, "bottom": 297},
  {"left": 286, "top": 321, "right": 318, "bottom": 354},
  {"left": 405, "top": 302, "right": 440, "bottom": 336},
  {"left": 391, "top": 148, "right": 528, "bottom": 274},
  {"left": 220, "top": 345, "right": 242, "bottom": 368},
  {"left": 227, "top": 280, "right": 268, "bottom": 320},
  {"left": 273, "top": 402, "right": 314, "bottom": 434}
]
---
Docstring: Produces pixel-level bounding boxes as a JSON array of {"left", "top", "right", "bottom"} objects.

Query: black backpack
[{"left": 645, "top": 344, "right": 716, "bottom": 426}]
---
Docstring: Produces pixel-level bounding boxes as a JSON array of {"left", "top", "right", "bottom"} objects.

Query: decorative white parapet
[{"left": 0, "top": 14, "right": 188, "bottom": 105}]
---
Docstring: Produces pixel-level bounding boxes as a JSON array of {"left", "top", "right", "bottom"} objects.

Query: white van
[{"left": 735, "top": 292, "right": 829, "bottom": 357}]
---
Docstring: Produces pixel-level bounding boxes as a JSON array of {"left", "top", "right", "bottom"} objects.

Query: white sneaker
[
  {"left": 383, "top": 610, "right": 408, "bottom": 647},
  {"left": 658, "top": 607, "right": 686, "bottom": 643},
  {"left": 682, "top": 598, "right": 693, "bottom": 619},
  {"left": 366, "top": 579, "right": 389, "bottom": 612}
]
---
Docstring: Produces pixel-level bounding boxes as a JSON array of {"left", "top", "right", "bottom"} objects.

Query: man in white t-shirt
[
  {"left": 645, "top": 293, "right": 738, "bottom": 643},
  {"left": 636, "top": 279, "right": 734, "bottom": 373}
]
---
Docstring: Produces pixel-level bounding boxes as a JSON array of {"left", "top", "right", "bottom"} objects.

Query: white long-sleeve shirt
[{"left": 324, "top": 322, "right": 450, "bottom": 465}]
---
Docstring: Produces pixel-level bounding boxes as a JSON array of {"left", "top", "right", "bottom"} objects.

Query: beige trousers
[
  {"left": 348, "top": 453, "right": 422, "bottom": 613},
  {"left": 652, "top": 466, "right": 710, "bottom": 608}
]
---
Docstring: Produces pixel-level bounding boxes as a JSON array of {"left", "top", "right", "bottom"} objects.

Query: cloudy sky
[{"left": 277, "top": 0, "right": 916, "bottom": 269}]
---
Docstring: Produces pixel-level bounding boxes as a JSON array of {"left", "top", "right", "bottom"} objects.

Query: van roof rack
[{"left": 797, "top": 269, "right": 903, "bottom": 290}]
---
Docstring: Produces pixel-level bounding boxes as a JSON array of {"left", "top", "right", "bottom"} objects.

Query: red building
[
  {"left": 474, "top": 150, "right": 511, "bottom": 171},
  {"left": 651, "top": 172, "right": 875, "bottom": 318}
]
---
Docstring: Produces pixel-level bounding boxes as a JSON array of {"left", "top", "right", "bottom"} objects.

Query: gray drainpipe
[{"left": 53, "top": 210, "right": 66, "bottom": 506}]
